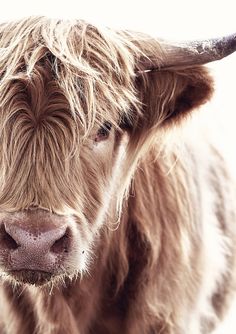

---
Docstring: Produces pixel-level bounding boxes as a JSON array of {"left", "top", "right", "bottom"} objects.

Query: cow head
[{"left": 0, "top": 17, "right": 234, "bottom": 286}]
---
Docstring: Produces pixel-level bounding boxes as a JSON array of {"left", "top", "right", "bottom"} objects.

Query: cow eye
[{"left": 95, "top": 121, "right": 112, "bottom": 142}]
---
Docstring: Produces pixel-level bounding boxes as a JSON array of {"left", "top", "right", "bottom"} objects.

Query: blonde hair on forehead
[{"left": 0, "top": 16, "right": 141, "bottom": 135}]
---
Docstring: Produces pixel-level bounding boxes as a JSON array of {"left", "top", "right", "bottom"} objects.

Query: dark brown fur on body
[{"left": 0, "top": 17, "right": 236, "bottom": 334}]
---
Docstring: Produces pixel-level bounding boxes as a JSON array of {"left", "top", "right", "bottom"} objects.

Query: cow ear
[{"left": 135, "top": 66, "right": 213, "bottom": 131}]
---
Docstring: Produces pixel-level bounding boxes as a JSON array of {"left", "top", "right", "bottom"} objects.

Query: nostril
[
  {"left": 0, "top": 224, "right": 19, "bottom": 250},
  {"left": 50, "top": 227, "right": 71, "bottom": 254}
]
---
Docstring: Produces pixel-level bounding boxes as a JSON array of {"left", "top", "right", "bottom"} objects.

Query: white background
[{"left": 0, "top": 0, "right": 236, "bottom": 332}]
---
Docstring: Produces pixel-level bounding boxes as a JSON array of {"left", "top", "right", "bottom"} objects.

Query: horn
[{"left": 139, "top": 33, "right": 236, "bottom": 72}]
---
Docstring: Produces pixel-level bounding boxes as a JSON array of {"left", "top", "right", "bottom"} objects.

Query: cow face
[
  {"left": 0, "top": 18, "right": 215, "bottom": 286},
  {"left": 0, "top": 57, "right": 131, "bottom": 286}
]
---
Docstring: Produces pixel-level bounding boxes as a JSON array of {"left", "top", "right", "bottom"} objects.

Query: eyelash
[{"left": 95, "top": 121, "right": 112, "bottom": 142}]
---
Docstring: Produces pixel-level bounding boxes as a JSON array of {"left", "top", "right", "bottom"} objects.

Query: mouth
[{"left": 8, "top": 270, "right": 54, "bottom": 286}]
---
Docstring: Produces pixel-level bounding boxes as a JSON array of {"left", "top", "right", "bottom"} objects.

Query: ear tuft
[
  {"left": 136, "top": 66, "right": 214, "bottom": 131},
  {"left": 164, "top": 67, "right": 214, "bottom": 126}
]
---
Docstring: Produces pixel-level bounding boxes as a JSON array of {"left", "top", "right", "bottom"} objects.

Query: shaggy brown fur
[{"left": 0, "top": 16, "right": 235, "bottom": 334}]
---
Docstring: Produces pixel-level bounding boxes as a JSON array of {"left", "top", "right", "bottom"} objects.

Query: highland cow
[{"left": 0, "top": 16, "right": 236, "bottom": 334}]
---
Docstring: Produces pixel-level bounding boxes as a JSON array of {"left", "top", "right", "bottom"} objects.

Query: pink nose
[{"left": 0, "top": 210, "right": 72, "bottom": 283}]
